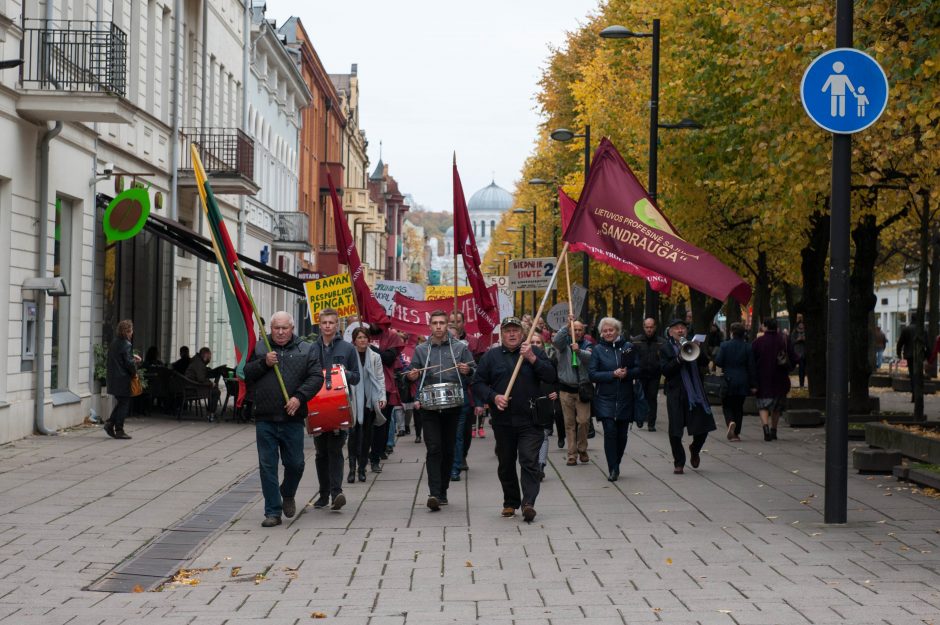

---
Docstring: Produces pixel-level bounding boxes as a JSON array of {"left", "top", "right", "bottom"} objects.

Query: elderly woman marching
[{"left": 588, "top": 317, "right": 639, "bottom": 482}]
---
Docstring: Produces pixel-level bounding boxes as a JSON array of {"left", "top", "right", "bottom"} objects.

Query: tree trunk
[
  {"left": 913, "top": 191, "right": 931, "bottom": 420},
  {"left": 782, "top": 283, "right": 796, "bottom": 328},
  {"left": 749, "top": 251, "right": 771, "bottom": 340},
  {"left": 848, "top": 214, "right": 878, "bottom": 412},
  {"left": 800, "top": 210, "right": 830, "bottom": 398},
  {"left": 725, "top": 296, "right": 742, "bottom": 326},
  {"left": 927, "top": 236, "right": 940, "bottom": 378}
]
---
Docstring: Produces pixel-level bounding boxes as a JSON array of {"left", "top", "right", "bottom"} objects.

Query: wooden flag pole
[
  {"left": 191, "top": 145, "right": 289, "bottom": 403},
  {"left": 453, "top": 153, "right": 459, "bottom": 317},
  {"left": 504, "top": 242, "right": 569, "bottom": 399},
  {"left": 564, "top": 252, "right": 579, "bottom": 367}
]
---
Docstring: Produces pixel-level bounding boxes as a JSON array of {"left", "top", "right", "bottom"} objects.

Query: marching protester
[
  {"left": 309, "top": 309, "right": 360, "bottom": 511},
  {"left": 348, "top": 327, "right": 385, "bottom": 484},
  {"left": 632, "top": 317, "right": 664, "bottom": 432},
  {"left": 529, "top": 332, "right": 562, "bottom": 481},
  {"left": 752, "top": 318, "right": 799, "bottom": 441},
  {"left": 713, "top": 322, "right": 756, "bottom": 442},
  {"left": 406, "top": 310, "right": 476, "bottom": 511},
  {"left": 105, "top": 319, "right": 142, "bottom": 440},
  {"left": 244, "top": 311, "right": 324, "bottom": 527},
  {"left": 552, "top": 315, "right": 593, "bottom": 464},
  {"left": 472, "top": 317, "right": 557, "bottom": 522},
  {"left": 370, "top": 325, "right": 405, "bottom": 472},
  {"left": 589, "top": 317, "right": 639, "bottom": 482},
  {"left": 660, "top": 318, "right": 716, "bottom": 474},
  {"left": 448, "top": 310, "right": 486, "bottom": 482}
]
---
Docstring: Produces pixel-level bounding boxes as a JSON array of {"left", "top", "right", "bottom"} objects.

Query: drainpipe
[
  {"left": 238, "top": 0, "right": 249, "bottom": 253},
  {"left": 166, "top": 0, "right": 182, "bottom": 355},
  {"left": 195, "top": 0, "right": 208, "bottom": 350}
]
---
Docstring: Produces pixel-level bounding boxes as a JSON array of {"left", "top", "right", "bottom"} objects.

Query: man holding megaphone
[{"left": 660, "top": 318, "right": 717, "bottom": 474}]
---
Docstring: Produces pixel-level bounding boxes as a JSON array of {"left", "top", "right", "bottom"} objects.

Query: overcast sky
[{"left": 266, "top": 0, "right": 601, "bottom": 212}]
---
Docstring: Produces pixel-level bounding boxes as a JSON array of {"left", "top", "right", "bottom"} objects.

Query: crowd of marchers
[{"left": 103, "top": 308, "right": 812, "bottom": 528}]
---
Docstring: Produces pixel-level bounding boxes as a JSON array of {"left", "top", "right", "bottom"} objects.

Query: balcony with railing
[
  {"left": 16, "top": 18, "right": 135, "bottom": 123},
  {"left": 318, "top": 162, "right": 345, "bottom": 194},
  {"left": 272, "top": 212, "right": 311, "bottom": 252},
  {"left": 179, "top": 128, "right": 260, "bottom": 195}
]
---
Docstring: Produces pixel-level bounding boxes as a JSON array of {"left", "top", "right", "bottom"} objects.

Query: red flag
[
  {"left": 453, "top": 158, "right": 499, "bottom": 334},
  {"left": 563, "top": 138, "right": 751, "bottom": 304},
  {"left": 327, "top": 173, "right": 392, "bottom": 326},
  {"left": 559, "top": 188, "right": 671, "bottom": 295},
  {"left": 391, "top": 286, "right": 500, "bottom": 337}
]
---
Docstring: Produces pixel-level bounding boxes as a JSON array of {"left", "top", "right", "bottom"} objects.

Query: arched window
[
  {"left": 473, "top": 221, "right": 477, "bottom": 237},
  {"left": 481, "top": 221, "right": 486, "bottom": 238},
  {"left": 490, "top": 219, "right": 496, "bottom": 234}
]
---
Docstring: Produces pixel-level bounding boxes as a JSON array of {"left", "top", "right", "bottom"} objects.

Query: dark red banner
[
  {"left": 392, "top": 286, "right": 499, "bottom": 337},
  {"left": 453, "top": 159, "right": 499, "bottom": 334},
  {"left": 563, "top": 138, "right": 751, "bottom": 304}
]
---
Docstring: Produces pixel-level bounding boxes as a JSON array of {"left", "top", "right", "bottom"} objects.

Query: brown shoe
[
  {"left": 522, "top": 505, "right": 537, "bottom": 523},
  {"left": 566, "top": 457, "right": 577, "bottom": 466},
  {"left": 673, "top": 466, "right": 684, "bottom": 474},
  {"left": 427, "top": 496, "right": 441, "bottom": 512},
  {"left": 578, "top": 453, "right": 589, "bottom": 463},
  {"left": 501, "top": 507, "right": 515, "bottom": 518},
  {"left": 689, "top": 446, "right": 701, "bottom": 469}
]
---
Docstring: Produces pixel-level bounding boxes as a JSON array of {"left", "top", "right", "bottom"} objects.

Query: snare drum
[
  {"left": 306, "top": 365, "right": 352, "bottom": 435},
  {"left": 416, "top": 382, "right": 464, "bottom": 411}
]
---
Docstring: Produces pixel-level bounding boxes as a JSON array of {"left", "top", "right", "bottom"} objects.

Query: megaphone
[{"left": 679, "top": 337, "right": 700, "bottom": 362}]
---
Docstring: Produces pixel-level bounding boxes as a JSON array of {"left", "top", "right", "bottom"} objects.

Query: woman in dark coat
[
  {"left": 105, "top": 319, "right": 141, "bottom": 439},
  {"left": 752, "top": 317, "right": 799, "bottom": 441},
  {"left": 588, "top": 317, "right": 639, "bottom": 482},
  {"left": 660, "top": 319, "right": 716, "bottom": 473},
  {"left": 713, "top": 322, "right": 756, "bottom": 442}
]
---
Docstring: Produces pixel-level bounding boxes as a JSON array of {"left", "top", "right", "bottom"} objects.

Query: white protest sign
[
  {"left": 373, "top": 280, "right": 424, "bottom": 315},
  {"left": 571, "top": 283, "right": 588, "bottom": 318},
  {"left": 486, "top": 276, "right": 515, "bottom": 331},
  {"left": 546, "top": 302, "right": 571, "bottom": 331},
  {"left": 508, "top": 258, "right": 557, "bottom": 291}
]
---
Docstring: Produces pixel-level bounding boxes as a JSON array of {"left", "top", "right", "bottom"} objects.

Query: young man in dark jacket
[
  {"left": 245, "top": 311, "right": 324, "bottom": 527},
  {"left": 631, "top": 317, "right": 664, "bottom": 431},
  {"left": 472, "top": 317, "right": 557, "bottom": 523},
  {"left": 310, "top": 308, "right": 360, "bottom": 511}
]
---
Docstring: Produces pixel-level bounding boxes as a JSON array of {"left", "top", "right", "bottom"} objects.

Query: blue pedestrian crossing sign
[{"left": 801, "top": 48, "right": 888, "bottom": 134}]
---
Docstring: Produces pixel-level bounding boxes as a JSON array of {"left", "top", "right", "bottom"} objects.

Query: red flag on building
[
  {"left": 453, "top": 158, "right": 499, "bottom": 334},
  {"left": 327, "top": 173, "right": 392, "bottom": 326},
  {"left": 559, "top": 188, "right": 671, "bottom": 295},
  {"left": 563, "top": 138, "right": 751, "bottom": 303}
]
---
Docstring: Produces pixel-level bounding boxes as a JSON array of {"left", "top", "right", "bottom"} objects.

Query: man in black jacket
[
  {"left": 245, "top": 311, "right": 324, "bottom": 527},
  {"left": 632, "top": 318, "right": 664, "bottom": 431},
  {"left": 310, "top": 308, "right": 360, "bottom": 511},
  {"left": 472, "top": 317, "right": 557, "bottom": 523}
]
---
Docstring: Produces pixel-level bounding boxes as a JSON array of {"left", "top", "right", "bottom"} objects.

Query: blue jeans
[
  {"left": 386, "top": 407, "right": 401, "bottom": 448},
  {"left": 256, "top": 420, "right": 306, "bottom": 518}
]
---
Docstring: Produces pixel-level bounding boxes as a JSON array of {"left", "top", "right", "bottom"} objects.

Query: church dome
[{"left": 467, "top": 181, "right": 513, "bottom": 213}]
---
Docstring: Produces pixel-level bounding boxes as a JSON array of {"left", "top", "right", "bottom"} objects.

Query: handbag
[
  {"left": 776, "top": 336, "right": 791, "bottom": 369},
  {"left": 578, "top": 381, "right": 594, "bottom": 403},
  {"left": 129, "top": 375, "right": 143, "bottom": 397}
]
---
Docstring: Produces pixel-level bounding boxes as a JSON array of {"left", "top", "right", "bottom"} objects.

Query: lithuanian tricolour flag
[{"left": 190, "top": 144, "right": 257, "bottom": 405}]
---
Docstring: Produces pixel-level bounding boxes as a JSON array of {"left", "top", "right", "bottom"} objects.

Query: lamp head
[
  {"left": 528, "top": 178, "right": 551, "bottom": 185},
  {"left": 549, "top": 128, "right": 575, "bottom": 142},
  {"left": 600, "top": 25, "right": 645, "bottom": 39}
]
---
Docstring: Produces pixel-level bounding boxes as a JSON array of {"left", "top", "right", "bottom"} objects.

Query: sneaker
[
  {"left": 313, "top": 495, "right": 329, "bottom": 509},
  {"left": 470, "top": 429, "right": 477, "bottom": 438},
  {"left": 477, "top": 427, "right": 486, "bottom": 438},
  {"left": 522, "top": 505, "right": 537, "bottom": 523},
  {"left": 689, "top": 446, "right": 701, "bottom": 469},
  {"left": 501, "top": 507, "right": 516, "bottom": 518},
  {"left": 674, "top": 466, "right": 684, "bottom": 474},
  {"left": 385, "top": 445, "right": 394, "bottom": 455},
  {"left": 450, "top": 472, "right": 461, "bottom": 482},
  {"left": 427, "top": 496, "right": 440, "bottom": 512},
  {"left": 282, "top": 497, "right": 296, "bottom": 518},
  {"left": 261, "top": 516, "right": 281, "bottom": 527},
  {"left": 330, "top": 493, "right": 346, "bottom": 511}
]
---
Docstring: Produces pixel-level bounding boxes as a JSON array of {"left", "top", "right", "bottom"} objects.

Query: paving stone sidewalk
[{"left": 0, "top": 395, "right": 938, "bottom": 625}]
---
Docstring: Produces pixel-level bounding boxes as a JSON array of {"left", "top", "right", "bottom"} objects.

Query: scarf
[{"left": 671, "top": 340, "right": 712, "bottom": 415}]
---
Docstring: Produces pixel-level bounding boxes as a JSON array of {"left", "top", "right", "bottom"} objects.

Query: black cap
[
  {"left": 666, "top": 318, "right": 688, "bottom": 329},
  {"left": 500, "top": 316, "right": 523, "bottom": 329}
]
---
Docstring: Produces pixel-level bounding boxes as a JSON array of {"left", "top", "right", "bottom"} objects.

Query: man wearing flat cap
[
  {"left": 472, "top": 317, "right": 557, "bottom": 523},
  {"left": 659, "top": 318, "right": 716, "bottom": 474}
]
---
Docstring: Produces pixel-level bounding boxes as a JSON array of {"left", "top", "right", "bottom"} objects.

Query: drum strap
[{"left": 417, "top": 339, "right": 463, "bottom": 394}]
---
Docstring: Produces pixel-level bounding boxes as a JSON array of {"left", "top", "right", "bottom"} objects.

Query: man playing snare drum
[{"left": 406, "top": 310, "right": 475, "bottom": 511}]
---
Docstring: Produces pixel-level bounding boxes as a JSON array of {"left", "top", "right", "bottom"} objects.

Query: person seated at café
[
  {"left": 186, "top": 346, "right": 221, "bottom": 413},
  {"left": 172, "top": 346, "right": 192, "bottom": 374}
]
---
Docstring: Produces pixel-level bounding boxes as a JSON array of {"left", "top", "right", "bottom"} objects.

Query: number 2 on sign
[{"left": 544, "top": 262, "right": 554, "bottom": 277}]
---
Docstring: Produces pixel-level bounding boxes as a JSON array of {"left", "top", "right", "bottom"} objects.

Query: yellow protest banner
[
  {"left": 304, "top": 273, "right": 358, "bottom": 323},
  {"left": 426, "top": 285, "right": 472, "bottom": 300}
]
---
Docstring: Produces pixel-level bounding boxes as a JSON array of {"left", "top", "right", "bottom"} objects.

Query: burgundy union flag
[{"left": 562, "top": 138, "right": 752, "bottom": 304}]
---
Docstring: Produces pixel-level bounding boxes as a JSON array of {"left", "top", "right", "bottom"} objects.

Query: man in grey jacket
[
  {"left": 552, "top": 316, "right": 593, "bottom": 465},
  {"left": 245, "top": 311, "right": 324, "bottom": 528},
  {"left": 406, "top": 310, "right": 476, "bottom": 511},
  {"left": 310, "top": 308, "right": 360, "bottom": 511}
]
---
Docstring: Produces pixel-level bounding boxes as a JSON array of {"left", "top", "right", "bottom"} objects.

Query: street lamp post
[
  {"left": 514, "top": 204, "right": 539, "bottom": 311},
  {"left": 601, "top": 21, "right": 702, "bottom": 320},
  {"left": 548, "top": 126, "right": 591, "bottom": 295}
]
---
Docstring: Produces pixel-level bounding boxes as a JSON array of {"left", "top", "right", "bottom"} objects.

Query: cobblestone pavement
[{"left": 0, "top": 395, "right": 938, "bottom": 625}]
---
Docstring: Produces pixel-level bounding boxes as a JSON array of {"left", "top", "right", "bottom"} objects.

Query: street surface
[{"left": 0, "top": 388, "right": 938, "bottom": 624}]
